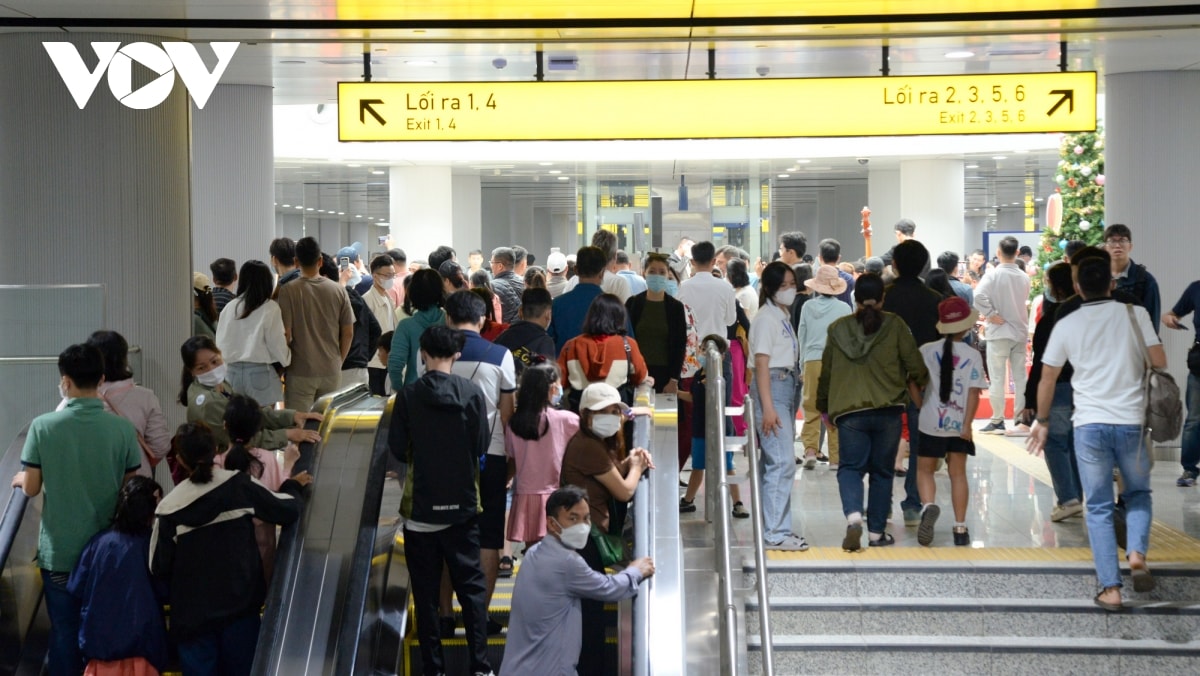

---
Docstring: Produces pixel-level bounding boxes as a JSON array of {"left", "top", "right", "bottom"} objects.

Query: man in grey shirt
[{"left": 502, "top": 486, "right": 654, "bottom": 676}]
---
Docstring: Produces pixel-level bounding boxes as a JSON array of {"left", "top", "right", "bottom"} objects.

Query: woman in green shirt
[{"left": 624, "top": 253, "right": 686, "bottom": 395}]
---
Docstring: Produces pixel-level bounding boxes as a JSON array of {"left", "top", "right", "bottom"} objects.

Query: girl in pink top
[
  {"left": 215, "top": 394, "right": 293, "bottom": 583},
  {"left": 505, "top": 363, "right": 580, "bottom": 548}
]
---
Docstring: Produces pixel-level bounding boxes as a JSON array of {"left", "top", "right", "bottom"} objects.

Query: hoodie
[
  {"left": 387, "top": 306, "right": 446, "bottom": 386},
  {"left": 816, "top": 312, "right": 929, "bottom": 422},
  {"left": 558, "top": 334, "right": 649, "bottom": 393},
  {"left": 389, "top": 370, "right": 489, "bottom": 525},
  {"left": 796, "top": 295, "right": 853, "bottom": 363}
]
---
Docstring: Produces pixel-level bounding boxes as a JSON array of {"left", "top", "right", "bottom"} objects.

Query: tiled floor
[{"left": 680, "top": 418, "right": 1200, "bottom": 557}]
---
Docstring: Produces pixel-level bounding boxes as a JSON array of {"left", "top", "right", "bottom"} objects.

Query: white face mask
[
  {"left": 196, "top": 363, "right": 227, "bottom": 388},
  {"left": 775, "top": 288, "right": 797, "bottom": 306},
  {"left": 58, "top": 379, "right": 69, "bottom": 400},
  {"left": 379, "top": 277, "right": 395, "bottom": 291},
  {"left": 590, "top": 413, "right": 623, "bottom": 439},
  {"left": 553, "top": 517, "right": 591, "bottom": 550}
]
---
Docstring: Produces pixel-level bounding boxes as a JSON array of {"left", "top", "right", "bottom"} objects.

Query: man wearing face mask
[
  {"left": 501, "top": 485, "right": 654, "bottom": 676},
  {"left": 362, "top": 254, "right": 399, "bottom": 395}
]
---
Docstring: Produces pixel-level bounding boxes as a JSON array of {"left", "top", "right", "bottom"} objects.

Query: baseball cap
[
  {"left": 935, "top": 296, "right": 977, "bottom": 335},
  {"left": 546, "top": 250, "right": 568, "bottom": 274},
  {"left": 579, "top": 383, "right": 630, "bottom": 412},
  {"left": 336, "top": 246, "right": 359, "bottom": 263},
  {"left": 192, "top": 272, "right": 213, "bottom": 292}
]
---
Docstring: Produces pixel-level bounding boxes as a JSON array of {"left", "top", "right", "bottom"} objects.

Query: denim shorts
[{"left": 690, "top": 438, "right": 734, "bottom": 472}]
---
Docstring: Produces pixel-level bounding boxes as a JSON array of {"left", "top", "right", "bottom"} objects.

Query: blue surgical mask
[
  {"left": 551, "top": 388, "right": 563, "bottom": 407},
  {"left": 666, "top": 280, "right": 679, "bottom": 297},
  {"left": 646, "top": 274, "right": 670, "bottom": 293}
]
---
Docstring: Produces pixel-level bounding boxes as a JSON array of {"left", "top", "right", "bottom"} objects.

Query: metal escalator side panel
[
  {"left": 0, "top": 424, "right": 45, "bottom": 675},
  {"left": 333, "top": 393, "right": 402, "bottom": 675},
  {"left": 252, "top": 385, "right": 375, "bottom": 675}
]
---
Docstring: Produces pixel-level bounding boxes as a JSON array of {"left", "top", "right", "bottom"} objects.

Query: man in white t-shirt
[
  {"left": 1029, "top": 257, "right": 1165, "bottom": 611},
  {"left": 974, "top": 235, "right": 1031, "bottom": 434},
  {"left": 677, "top": 241, "right": 737, "bottom": 341},
  {"left": 562, "top": 229, "right": 632, "bottom": 302}
]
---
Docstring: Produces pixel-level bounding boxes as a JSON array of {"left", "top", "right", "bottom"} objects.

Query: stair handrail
[
  {"left": 703, "top": 340, "right": 739, "bottom": 676},
  {"left": 629, "top": 410, "right": 652, "bottom": 676},
  {"left": 742, "top": 403, "right": 774, "bottom": 675}
]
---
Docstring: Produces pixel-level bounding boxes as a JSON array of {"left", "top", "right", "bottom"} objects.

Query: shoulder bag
[
  {"left": 1127, "top": 304, "right": 1183, "bottom": 442},
  {"left": 101, "top": 385, "right": 160, "bottom": 468}
]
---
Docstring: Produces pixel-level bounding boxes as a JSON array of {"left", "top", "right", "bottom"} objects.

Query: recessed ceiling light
[
  {"left": 296, "top": 205, "right": 304, "bottom": 209},
  {"left": 282, "top": 204, "right": 291, "bottom": 208},
  {"left": 306, "top": 207, "right": 314, "bottom": 211},
  {"left": 355, "top": 214, "right": 362, "bottom": 218},
  {"left": 338, "top": 211, "right": 345, "bottom": 215},
  {"left": 965, "top": 164, "right": 979, "bottom": 169},
  {"left": 795, "top": 159, "right": 811, "bottom": 164},
  {"left": 548, "top": 170, "right": 562, "bottom": 174},
  {"left": 787, "top": 166, "right": 798, "bottom": 172},
  {"left": 1034, "top": 198, "right": 1044, "bottom": 202},
  {"left": 347, "top": 163, "right": 361, "bottom": 168},
  {"left": 557, "top": 176, "right": 570, "bottom": 181},
  {"left": 405, "top": 59, "right": 437, "bottom": 66},
  {"left": 371, "top": 169, "right": 385, "bottom": 175},
  {"left": 378, "top": 222, "right": 390, "bottom": 226},
  {"left": 1014, "top": 149, "right": 1029, "bottom": 154},
  {"left": 945, "top": 51, "right": 975, "bottom": 59},
  {"left": 778, "top": 174, "right": 789, "bottom": 178},
  {"left": 539, "top": 162, "right": 554, "bottom": 166},
  {"left": 992, "top": 156, "right": 1006, "bottom": 160},
  {"left": 317, "top": 209, "right": 325, "bottom": 213}
]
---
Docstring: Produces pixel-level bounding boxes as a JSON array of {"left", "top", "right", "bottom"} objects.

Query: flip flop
[
  {"left": 1131, "top": 566, "right": 1156, "bottom": 593},
  {"left": 498, "top": 555, "right": 514, "bottom": 578},
  {"left": 1093, "top": 590, "right": 1123, "bottom": 612}
]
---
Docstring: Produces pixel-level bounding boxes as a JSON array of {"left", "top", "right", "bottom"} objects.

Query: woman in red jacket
[{"left": 558, "top": 293, "right": 649, "bottom": 411}]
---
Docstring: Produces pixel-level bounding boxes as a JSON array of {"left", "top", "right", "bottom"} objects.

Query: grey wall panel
[
  {"left": 0, "top": 33, "right": 192, "bottom": 429},
  {"left": 1106, "top": 71, "right": 1200, "bottom": 419},
  {"left": 191, "top": 84, "right": 273, "bottom": 274}
]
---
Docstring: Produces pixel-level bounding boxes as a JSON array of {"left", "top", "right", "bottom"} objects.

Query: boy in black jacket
[{"left": 389, "top": 325, "right": 495, "bottom": 676}]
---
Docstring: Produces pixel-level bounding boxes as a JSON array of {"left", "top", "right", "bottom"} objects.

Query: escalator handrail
[
  {"left": 0, "top": 424, "right": 32, "bottom": 573},
  {"left": 252, "top": 385, "right": 373, "bottom": 673},
  {"left": 333, "top": 394, "right": 397, "bottom": 675},
  {"left": 630, "top": 412, "right": 652, "bottom": 676}
]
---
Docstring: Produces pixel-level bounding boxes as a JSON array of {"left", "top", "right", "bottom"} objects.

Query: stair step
[
  {"left": 744, "top": 596, "right": 1200, "bottom": 642},
  {"left": 743, "top": 561, "right": 1200, "bottom": 601},
  {"left": 746, "top": 634, "right": 1200, "bottom": 675}
]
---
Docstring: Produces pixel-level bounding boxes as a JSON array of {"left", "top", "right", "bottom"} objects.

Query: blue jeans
[
  {"left": 41, "top": 569, "right": 83, "bottom": 676},
  {"left": 177, "top": 613, "right": 262, "bottom": 676},
  {"left": 900, "top": 401, "right": 922, "bottom": 512},
  {"left": 837, "top": 408, "right": 903, "bottom": 535},
  {"left": 1045, "top": 382, "right": 1082, "bottom": 505},
  {"left": 1182, "top": 373, "right": 1200, "bottom": 475},
  {"left": 1074, "top": 424, "right": 1153, "bottom": 589},
  {"left": 753, "top": 368, "right": 798, "bottom": 543}
]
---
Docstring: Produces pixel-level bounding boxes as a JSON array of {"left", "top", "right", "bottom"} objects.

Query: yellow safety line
[{"left": 766, "top": 546, "right": 1200, "bottom": 562}]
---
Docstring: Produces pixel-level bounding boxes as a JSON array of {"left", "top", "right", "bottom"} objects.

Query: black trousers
[
  {"left": 368, "top": 367, "right": 388, "bottom": 396},
  {"left": 578, "top": 536, "right": 608, "bottom": 676},
  {"left": 404, "top": 519, "right": 493, "bottom": 676}
]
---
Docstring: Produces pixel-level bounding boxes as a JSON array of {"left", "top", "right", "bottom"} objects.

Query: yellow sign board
[{"left": 338, "top": 72, "right": 1096, "bottom": 142}]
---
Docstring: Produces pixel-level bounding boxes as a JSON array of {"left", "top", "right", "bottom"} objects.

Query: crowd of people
[{"left": 10, "top": 213, "right": 1193, "bottom": 674}]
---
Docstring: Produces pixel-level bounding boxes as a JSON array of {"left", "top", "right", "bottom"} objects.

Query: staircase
[{"left": 744, "top": 558, "right": 1200, "bottom": 674}]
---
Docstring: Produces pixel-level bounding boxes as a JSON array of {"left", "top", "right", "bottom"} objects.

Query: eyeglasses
[
  {"left": 1105, "top": 237, "right": 1131, "bottom": 247},
  {"left": 375, "top": 272, "right": 396, "bottom": 280}
]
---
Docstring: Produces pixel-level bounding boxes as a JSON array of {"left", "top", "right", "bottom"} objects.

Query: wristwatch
[{"left": 1035, "top": 417, "right": 1050, "bottom": 425}]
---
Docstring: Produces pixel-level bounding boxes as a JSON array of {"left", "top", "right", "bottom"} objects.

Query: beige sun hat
[{"left": 804, "top": 264, "right": 848, "bottom": 296}]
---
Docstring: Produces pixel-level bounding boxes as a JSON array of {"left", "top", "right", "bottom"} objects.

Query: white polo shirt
[{"left": 678, "top": 270, "right": 737, "bottom": 341}]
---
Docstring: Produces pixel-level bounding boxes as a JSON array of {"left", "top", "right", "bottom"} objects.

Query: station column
[
  {"left": 191, "top": 84, "right": 275, "bottom": 272},
  {"left": 899, "top": 159, "right": 965, "bottom": 259},
  {"left": 1104, "top": 71, "right": 1200, "bottom": 388},
  {"left": 388, "top": 165, "right": 455, "bottom": 263},
  {"left": 0, "top": 33, "right": 192, "bottom": 420}
]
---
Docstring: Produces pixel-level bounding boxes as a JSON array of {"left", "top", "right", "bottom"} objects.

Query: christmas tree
[{"left": 1032, "top": 127, "right": 1105, "bottom": 296}]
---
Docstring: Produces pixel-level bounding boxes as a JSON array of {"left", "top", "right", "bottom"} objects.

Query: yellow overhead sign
[{"left": 338, "top": 72, "right": 1096, "bottom": 142}]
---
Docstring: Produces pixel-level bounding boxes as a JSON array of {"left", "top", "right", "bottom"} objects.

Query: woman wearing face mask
[
  {"left": 559, "top": 383, "right": 653, "bottom": 676},
  {"left": 624, "top": 253, "right": 686, "bottom": 396},
  {"left": 178, "top": 336, "right": 321, "bottom": 482},
  {"left": 558, "top": 294, "right": 649, "bottom": 412},
  {"left": 361, "top": 255, "right": 398, "bottom": 396},
  {"left": 748, "top": 261, "right": 808, "bottom": 551},
  {"left": 216, "top": 260, "right": 291, "bottom": 406},
  {"left": 665, "top": 260, "right": 704, "bottom": 481},
  {"left": 505, "top": 364, "right": 579, "bottom": 551}
]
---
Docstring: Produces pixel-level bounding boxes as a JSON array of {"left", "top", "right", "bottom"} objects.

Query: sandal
[
  {"left": 498, "top": 556, "right": 514, "bottom": 578},
  {"left": 1130, "top": 565, "right": 1156, "bottom": 593},
  {"left": 732, "top": 502, "right": 750, "bottom": 519},
  {"left": 1093, "top": 587, "right": 1123, "bottom": 612},
  {"left": 868, "top": 532, "right": 895, "bottom": 547}
]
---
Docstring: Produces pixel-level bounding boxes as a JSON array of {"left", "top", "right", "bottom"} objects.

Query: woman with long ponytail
[
  {"left": 913, "top": 297, "right": 988, "bottom": 547},
  {"left": 816, "top": 273, "right": 929, "bottom": 552}
]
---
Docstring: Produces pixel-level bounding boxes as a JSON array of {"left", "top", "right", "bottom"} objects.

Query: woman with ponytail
[
  {"left": 913, "top": 297, "right": 988, "bottom": 547},
  {"left": 151, "top": 422, "right": 312, "bottom": 674},
  {"left": 817, "top": 273, "right": 929, "bottom": 552}
]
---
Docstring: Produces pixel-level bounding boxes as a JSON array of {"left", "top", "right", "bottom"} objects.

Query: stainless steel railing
[{"left": 703, "top": 339, "right": 774, "bottom": 676}]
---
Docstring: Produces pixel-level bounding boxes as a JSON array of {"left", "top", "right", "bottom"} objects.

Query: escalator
[{"left": 0, "top": 424, "right": 51, "bottom": 676}]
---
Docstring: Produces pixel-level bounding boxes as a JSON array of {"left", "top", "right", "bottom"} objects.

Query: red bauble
[
  {"left": 1044, "top": 245, "right": 1053, "bottom": 253},
  {"left": 1067, "top": 178, "right": 1077, "bottom": 188}
]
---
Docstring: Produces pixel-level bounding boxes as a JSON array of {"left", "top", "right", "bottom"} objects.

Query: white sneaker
[{"left": 1004, "top": 423, "right": 1032, "bottom": 438}]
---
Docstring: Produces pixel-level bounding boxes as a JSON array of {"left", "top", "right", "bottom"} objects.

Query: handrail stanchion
[
  {"left": 630, "top": 411, "right": 652, "bottom": 676},
  {"left": 704, "top": 341, "right": 739, "bottom": 675},
  {"left": 743, "top": 404, "right": 774, "bottom": 675}
]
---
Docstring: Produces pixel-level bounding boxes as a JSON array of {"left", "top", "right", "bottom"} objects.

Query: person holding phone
[{"left": 1164, "top": 279, "right": 1200, "bottom": 487}]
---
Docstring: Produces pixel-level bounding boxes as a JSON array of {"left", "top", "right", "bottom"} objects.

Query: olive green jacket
[
  {"left": 816, "top": 312, "right": 929, "bottom": 422},
  {"left": 185, "top": 381, "right": 296, "bottom": 450}
]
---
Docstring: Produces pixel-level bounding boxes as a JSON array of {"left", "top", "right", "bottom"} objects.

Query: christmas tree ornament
[
  {"left": 1074, "top": 145, "right": 1085, "bottom": 155},
  {"left": 1056, "top": 174, "right": 1065, "bottom": 184},
  {"left": 1046, "top": 193, "right": 1063, "bottom": 234},
  {"left": 1096, "top": 174, "right": 1105, "bottom": 186},
  {"left": 1079, "top": 219, "right": 1092, "bottom": 231},
  {"left": 1081, "top": 166, "right": 1093, "bottom": 177},
  {"left": 1059, "top": 239, "right": 1068, "bottom": 250}
]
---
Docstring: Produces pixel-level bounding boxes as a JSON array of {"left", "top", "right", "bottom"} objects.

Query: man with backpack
[
  {"left": 1105, "top": 224, "right": 1162, "bottom": 334},
  {"left": 1028, "top": 256, "right": 1165, "bottom": 610}
]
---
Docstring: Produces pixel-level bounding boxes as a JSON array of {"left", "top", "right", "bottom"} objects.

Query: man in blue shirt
[
  {"left": 1164, "top": 280, "right": 1200, "bottom": 487},
  {"left": 549, "top": 246, "right": 609, "bottom": 354},
  {"left": 502, "top": 486, "right": 653, "bottom": 676}
]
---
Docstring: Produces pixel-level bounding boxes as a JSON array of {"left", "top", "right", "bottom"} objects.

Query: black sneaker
[
  {"left": 487, "top": 619, "right": 504, "bottom": 635},
  {"left": 732, "top": 501, "right": 750, "bottom": 519},
  {"left": 679, "top": 497, "right": 697, "bottom": 513},
  {"left": 816, "top": 453, "right": 829, "bottom": 463},
  {"left": 439, "top": 616, "right": 457, "bottom": 638},
  {"left": 980, "top": 421, "right": 1007, "bottom": 434},
  {"left": 953, "top": 527, "right": 970, "bottom": 546},
  {"left": 1178, "top": 471, "right": 1198, "bottom": 487},
  {"left": 842, "top": 523, "right": 863, "bottom": 552}
]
